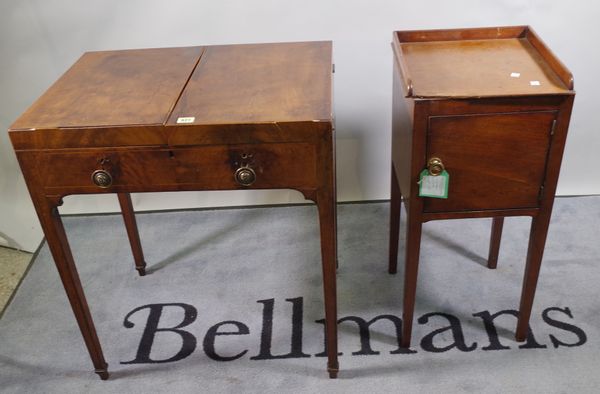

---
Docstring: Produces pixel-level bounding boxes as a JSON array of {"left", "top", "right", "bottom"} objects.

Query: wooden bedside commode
[
  {"left": 388, "top": 26, "right": 575, "bottom": 347},
  {"left": 9, "top": 42, "right": 339, "bottom": 378}
]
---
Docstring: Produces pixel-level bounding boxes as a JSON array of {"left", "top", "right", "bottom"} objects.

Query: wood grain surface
[
  {"left": 424, "top": 111, "right": 556, "bottom": 212},
  {"left": 393, "top": 26, "right": 574, "bottom": 98},
  {"left": 11, "top": 47, "right": 203, "bottom": 130},
  {"left": 401, "top": 38, "right": 569, "bottom": 97},
  {"left": 167, "top": 41, "right": 333, "bottom": 125}
]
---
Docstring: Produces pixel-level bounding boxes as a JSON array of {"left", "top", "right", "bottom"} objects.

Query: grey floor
[
  {"left": 0, "top": 247, "right": 32, "bottom": 317},
  {"left": 1, "top": 197, "right": 599, "bottom": 393}
]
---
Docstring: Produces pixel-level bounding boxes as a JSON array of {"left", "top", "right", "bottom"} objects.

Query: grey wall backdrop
[{"left": 1, "top": 0, "right": 598, "bottom": 251}]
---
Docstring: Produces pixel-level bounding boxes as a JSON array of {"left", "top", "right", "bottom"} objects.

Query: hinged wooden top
[
  {"left": 168, "top": 41, "right": 333, "bottom": 125},
  {"left": 10, "top": 46, "right": 204, "bottom": 130},
  {"left": 392, "top": 26, "right": 574, "bottom": 98},
  {"left": 9, "top": 41, "right": 333, "bottom": 149}
]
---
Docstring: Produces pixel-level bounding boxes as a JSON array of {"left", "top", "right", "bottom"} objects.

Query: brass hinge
[
  {"left": 539, "top": 184, "right": 545, "bottom": 201},
  {"left": 550, "top": 119, "right": 557, "bottom": 136}
]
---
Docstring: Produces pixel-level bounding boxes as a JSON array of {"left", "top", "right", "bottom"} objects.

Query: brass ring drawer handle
[
  {"left": 234, "top": 167, "right": 256, "bottom": 186},
  {"left": 91, "top": 169, "right": 113, "bottom": 188},
  {"left": 427, "top": 157, "right": 445, "bottom": 176}
]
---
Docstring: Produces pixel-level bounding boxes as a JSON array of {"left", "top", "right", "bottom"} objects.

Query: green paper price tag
[{"left": 418, "top": 169, "right": 449, "bottom": 199}]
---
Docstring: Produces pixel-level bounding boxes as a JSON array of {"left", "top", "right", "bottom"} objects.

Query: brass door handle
[
  {"left": 234, "top": 167, "right": 256, "bottom": 186},
  {"left": 427, "top": 157, "right": 445, "bottom": 176},
  {"left": 91, "top": 169, "right": 113, "bottom": 188}
]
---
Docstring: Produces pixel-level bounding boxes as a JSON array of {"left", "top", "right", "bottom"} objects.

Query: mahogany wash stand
[
  {"left": 9, "top": 42, "right": 339, "bottom": 379},
  {"left": 389, "top": 26, "right": 575, "bottom": 347}
]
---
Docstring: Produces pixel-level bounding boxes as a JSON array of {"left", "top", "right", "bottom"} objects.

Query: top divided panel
[
  {"left": 167, "top": 41, "right": 333, "bottom": 126},
  {"left": 393, "top": 26, "right": 574, "bottom": 98},
  {"left": 10, "top": 46, "right": 204, "bottom": 130}
]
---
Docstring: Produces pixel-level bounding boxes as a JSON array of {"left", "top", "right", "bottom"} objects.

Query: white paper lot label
[{"left": 176, "top": 117, "right": 195, "bottom": 124}]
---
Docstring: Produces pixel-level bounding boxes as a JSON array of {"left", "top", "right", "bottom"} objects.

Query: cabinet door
[{"left": 424, "top": 111, "right": 556, "bottom": 213}]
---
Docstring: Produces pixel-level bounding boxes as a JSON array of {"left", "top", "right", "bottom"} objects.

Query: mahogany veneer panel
[
  {"left": 168, "top": 42, "right": 332, "bottom": 125},
  {"left": 11, "top": 47, "right": 203, "bottom": 130}
]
